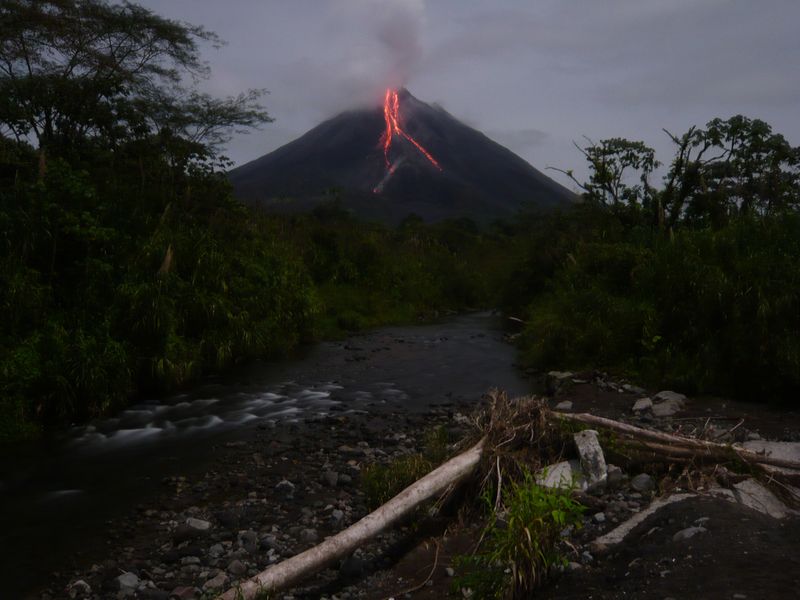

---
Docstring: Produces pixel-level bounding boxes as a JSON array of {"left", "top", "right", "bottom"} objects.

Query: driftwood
[
  {"left": 558, "top": 412, "right": 800, "bottom": 472},
  {"left": 218, "top": 438, "right": 486, "bottom": 600},
  {"left": 217, "top": 404, "right": 799, "bottom": 599}
]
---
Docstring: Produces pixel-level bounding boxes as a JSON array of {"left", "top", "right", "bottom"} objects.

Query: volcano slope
[{"left": 229, "top": 88, "right": 575, "bottom": 225}]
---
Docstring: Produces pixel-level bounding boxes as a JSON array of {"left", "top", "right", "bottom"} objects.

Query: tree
[
  {"left": 0, "top": 0, "right": 270, "bottom": 168},
  {"left": 662, "top": 116, "right": 800, "bottom": 227},
  {"left": 550, "top": 137, "right": 659, "bottom": 213}
]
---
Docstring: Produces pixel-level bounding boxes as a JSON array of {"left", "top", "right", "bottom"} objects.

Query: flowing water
[{"left": 0, "top": 312, "right": 531, "bottom": 597}]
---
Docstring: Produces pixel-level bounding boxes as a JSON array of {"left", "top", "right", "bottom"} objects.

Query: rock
[
  {"left": 652, "top": 402, "right": 681, "bottom": 417},
  {"left": 593, "top": 512, "right": 606, "bottom": 523},
  {"left": 202, "top": 572, "right": 228, "bottom": 592},
  {"left": 322, "top": 470, "right": 339, "bottom": 487},
  {"left": 185, "top": 517, "right": 211, "bottom": 531},
  {"left": 67, "top": 579, "right": 91, "bottom": 599},
  {"left": 651, "top": 391, "right": 686, "bottom": 417},
  {"left": 116, "top": 572, "right": 139, "bottom": 596},
  {"left": 445, "top": 567, "right": 455, "bottom": 577},
  {"left": 331, "top": 509, "right": 345, "bottom": 524},
  {"left": 300, "top": 528, "right": 319, "bottom": 543},
  {"left": 732, "top": 478, "right": 792, "bottom": 519},
  {"left": 631, "top": 473, "right": 655, "bottom": 494},
  {"left": 632, "top": 398, "right": 653, "bottom": 412},
  {"left": 672, "top": 526, "right": 707, "bottom": 542},
  {"left": 607, "top": 464, "right": 623, "bottom": 488},
  {"left": 169, "top": 586, "right": 200, "bottom": 600},
  {"left": 536, "top": 460, "right": 587, "bottom": 491},
  {"left": 554, "top": 400, "right": 573, "bottom": 411},
  {"left": 573, "top": 430, "right": 607, "bottom": 490},
  {"left": 546, "top": 371, "right": 574, "bottom": 395},
  {"left": 275, "top": 479, "right": 295, "bottom": 497},
  {"left": 238, "top": 529, "right": 259, "bottom": 554},
  {"left": 227, "top": 559, "right": 247, "bottom": 576},
  {"left": 654, "top": 390, "right": 687, "bottom": 405},
  {"left": 209, "top": 543, "right": 225, "bottom": 558}
]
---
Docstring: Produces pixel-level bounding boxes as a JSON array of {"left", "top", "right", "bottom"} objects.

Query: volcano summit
[{"left": 229, "top": 88, "right": 575, "bottom": 224}]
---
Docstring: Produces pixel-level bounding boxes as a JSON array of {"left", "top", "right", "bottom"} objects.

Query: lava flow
[{"left": 374, "top": 89, "right": 442, "bottom": 193}]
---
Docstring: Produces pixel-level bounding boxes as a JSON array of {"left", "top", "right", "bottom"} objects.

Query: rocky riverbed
[
  {"left": 42, "top": 403, "right": 477, "bottom": 600},
  {"left": 42, "top": 370, "right": 800, "bottom": 600}
]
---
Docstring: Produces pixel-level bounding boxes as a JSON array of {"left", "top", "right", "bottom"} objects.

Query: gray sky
[{"left": 139, "top": 0, "right": 800, "bottom": 188}]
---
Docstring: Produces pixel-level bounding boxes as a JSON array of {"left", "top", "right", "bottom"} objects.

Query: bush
[{"left": 455, "top": 472, "right": 585, "bottom": 598}]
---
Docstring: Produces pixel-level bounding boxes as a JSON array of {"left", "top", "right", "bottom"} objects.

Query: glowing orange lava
[{"left": 380, "top": 89, "right": 442, "bottom": 171}]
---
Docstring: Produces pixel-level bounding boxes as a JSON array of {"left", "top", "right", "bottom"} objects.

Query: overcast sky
[{"left": 139, "top": 0, "right": 800, "bottom": 188}]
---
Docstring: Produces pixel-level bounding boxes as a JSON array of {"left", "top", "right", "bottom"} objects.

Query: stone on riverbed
[
  {"left": 202, "top": 571, "right": 228, "bottom": 592},
  {"left": 632, "top": 398, "right": 653, "bottom": 412},
  {"left": 631, "top": 473, "right": 655, "bottom": 494},
  {"left": 673, "top": 525, "right": 707, "bottom": 542},
  {"left": 573, "top": 429, "right": 607, "bottom": 490},
  {"left": 651, "top": 391, "right": 686, "bottom": 417},
  {"left": 732, "top": 478, "right": 793, "bottom": 519},
  {"left": 115, "top": 572, "right": 139, "bottom": 596},
  {"left": 536, "top": 460, "right": 588, "bottom": 491}
]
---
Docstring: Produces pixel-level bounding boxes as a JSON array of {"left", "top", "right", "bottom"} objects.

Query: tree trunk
[
  {"left": 557, "top": 412, "right": 800, "bottom": 471},
  {"left": 219, "top": 438, "right": 486, "bottom": 600}
]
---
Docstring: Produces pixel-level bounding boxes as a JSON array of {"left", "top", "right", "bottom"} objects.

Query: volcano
[{"left": 229, "top": 88, "right": 575, "bottom": 224}]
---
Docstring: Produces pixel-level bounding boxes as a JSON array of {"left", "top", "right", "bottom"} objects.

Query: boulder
[
  {"left": 651, "top": 391, "right": 686, "bottom": 417},
  {"left": 202, "top": 572, "right": 228, "bottom": 592},
  {"left": 115, "top": 572, "right": 139, "bottom": 596},
  {"left": 554, "top": 400, "right": 573, "bottom": 411},
  {"left": 536, "top": 460, "right": 587, "bottom": 491},
  {"left": 653, "top": 390, "right": 687, "bottom": 405},
  {"left": 733, "top": 478, "right": 793, "bottom": 519},
  {"left": 573, "top": 430, "right": 607, "bottom": 490},
  {"left": 227, "top": 559, "right": 247, "bottom": 576},
  {"left": 632, "top": 398, "right": 653, "bottom": 412}
]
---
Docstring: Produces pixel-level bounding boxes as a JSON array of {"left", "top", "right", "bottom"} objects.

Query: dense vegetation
[{"left": 510, "top": 116, "right": 800, "bottom": 403}]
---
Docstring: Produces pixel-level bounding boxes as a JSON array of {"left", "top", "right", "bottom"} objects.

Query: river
[{"left": 0, "top": 312, "right": 531, "bottom": 598}]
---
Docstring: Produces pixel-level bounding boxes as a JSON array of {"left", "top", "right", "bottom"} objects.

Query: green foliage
[
  {"left": 515, "top": 115, "right": 800, "bottom": 404},
  {"left": 455, "top": 472, "right": 585, "bottom": 598},
  {"left": 515, "top": 212, "right": 800, "bottom": 402}
]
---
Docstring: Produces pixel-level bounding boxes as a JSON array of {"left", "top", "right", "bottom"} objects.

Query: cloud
[{"left": 488, "top": 128, "right": 551, "bottom": 153}]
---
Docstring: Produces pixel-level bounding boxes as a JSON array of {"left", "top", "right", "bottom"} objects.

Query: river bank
[
  {"left": 38, "top": 370, "right": 800, "bottom": 600},
  {"left": 1, "top": 313, "right": 530, "bottom": 598}
]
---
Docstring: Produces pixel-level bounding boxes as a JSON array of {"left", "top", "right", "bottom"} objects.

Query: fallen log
[
  {"left": 219, "top": 437, "right": 486, "bottom": 600},
  {"left": 557, "top": 412, "right": 800, "bottom": 472}
]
